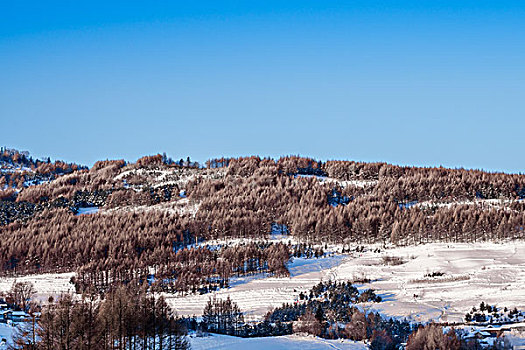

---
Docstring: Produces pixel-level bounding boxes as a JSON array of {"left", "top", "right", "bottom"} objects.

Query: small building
[
  {"left": 479, "top": 325, "right": 503, "bottom": 338},
  {"left": 464, "top": 331, "right": 493, "bottom": 342}
]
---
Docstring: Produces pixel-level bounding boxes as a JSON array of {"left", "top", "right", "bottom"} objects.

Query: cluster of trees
[
  {"left": 290, "top": 306, "right": 409, "bottom": 347},
  {"left": 190, "top": 159, "right": 525, "bottom": 243},
  {"left": 291, "top": 243, "right": 324, "bottom": 258},
  {"left": 465, "top": 302, "right": 525, "bottom": 324},
  {"left": 74, "top": 241, "right": 290, "bottom": 294},
  {"left": 192, "top": 283, "right": 409, "bottom": 349},
  {"left": 266, "top": 281, "right": 382, "bottom": 325},
  {"left": 5, "top": 154, "right": 525, "bottom": 244},
  {"left": 193, "top": 291, "right": 506, "bottom": 350},
  {"left": 0, "top": 209, "right": 186, "bottom": 275},
  {"left": 12, "top": 286, "right": 189, "bottom": 350},
  {"left": 5, "top": 281, "right": 36, "bottom": 311},
  {"left": 15, "top": 160, "right": 125, "bottom": 204},
  {"left": 0, "top": 148, "right": 85, "bottom": 197},
  {"left": 202, "top": 296, "right": 244, "bottom": 335},
  {"left": 205, "top": 157, "right": 231, "bottom": 169},
  {"left": 0, "top": 202, "right": 292, "bottom": 295},
  {"left": 2, "top": 155, "right": 206, "bottom": 224},
  {"left": 135, "top": 154, "right": 198, "bottom": 168},
  {"left": 0, "top": 200, "right": 42, "bottom": 225},
  {"left": 323, "top": 159, "right": 525, "bottom": 200},
  {"left": 406, "top": 323, "right": 511, "bottom": 350},
  {"left": 221, "top": 155, "right": 525, "bottom": 200}
]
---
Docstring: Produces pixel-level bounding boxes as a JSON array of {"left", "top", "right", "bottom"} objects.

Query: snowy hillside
[{"left": 167, "top": 242, "right": 525, "bottom": 324}]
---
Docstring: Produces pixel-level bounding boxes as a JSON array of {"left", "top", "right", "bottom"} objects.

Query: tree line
[
  {"left": 11, "top": 286, "right": 189, "bottom": 350},
  {"left": 0, "top": 206, "right": 291, "bottom": 294}
]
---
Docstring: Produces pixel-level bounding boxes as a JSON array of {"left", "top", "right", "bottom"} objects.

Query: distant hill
[
  {"left": 0, "top": 148, "right": 524, "bottom": 293},
  {"left": 0, "top": 147, "right": 86, "bottom": 197}
]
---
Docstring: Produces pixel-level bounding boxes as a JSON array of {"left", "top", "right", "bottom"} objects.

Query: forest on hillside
[{"left": 1, "top": 149, "right": 525, "bottom": 293}]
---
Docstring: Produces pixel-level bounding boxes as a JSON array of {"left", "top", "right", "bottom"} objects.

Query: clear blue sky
[{"left": 1, "top": 1, "right": 524, "bottom": 172}]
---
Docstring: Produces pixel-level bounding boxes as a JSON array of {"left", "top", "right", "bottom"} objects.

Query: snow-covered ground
[
  {"left": 412, "top": 198, "right": 522, "bottom": 211},
  {"left": 189, "top": 333, "right": 367, "bottom": 350},
  {"left": 0, "top": 272, "right": 75, "bottom": 303},
  {"left": 0, "top": 324, "right": 15, "bottom": 349},
  {"left": 76, "top": 206, "right": 99, "bottom": 215},
  {"left": 348, "top": 242, "right": 525, "bottom": 323},
  {"left": 0, "top": 242, "right": 524, "bottom": 347},
  {"left": 1, "top": 242, "right": 524, "bottom": 327},
  {"left": 295, "top": 174, "right": 377, "bottom": 188},
  {"left": 103, "top": 198, "right": 201, "bottom": 217},
  {"left": 115, "top": 167, "right": 225, "bottom": 189},
  {"left": 165, "top": 254, "right": 345, "bottom": 321},
  {"left": 0, "top": 326, "right": 367, "bottom": 350},
  {"left": 167, "top": 242, "right": 525, "bottom": 324}
]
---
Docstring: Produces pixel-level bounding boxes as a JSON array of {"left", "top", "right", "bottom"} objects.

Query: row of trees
[
  {"left": 12, "top": 286, "right": 189, "bottom": 350},
  {"left": 74, "top": 241, "right": 290, "bottom": 294},
  {"left": 222, "top": 156, "right": 525, "bottom": 200},
  {"left": 406, "top": 323, "right": 511, "bottom": 350},
  {"left": 7, "top": 153, "right": 525, "bottom": 208},
  {"left": 0, "top": 148, "right": 85, "bottom": 193}
]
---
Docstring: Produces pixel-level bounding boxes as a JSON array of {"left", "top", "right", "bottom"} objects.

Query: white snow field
[
  {"left": 0, "top": 324, "right": 15, "bottom": 349},
  {"left": 0, "top": 272, "right": 75, "bottom": 302},
  {"left": 350, "top": 242, "right": 525, "bottom": 323},
  {"left": 189, "top": 333, "right": 367, "bottom": 350},
  {"left": 167, "top": 242, "right": 525, "bottom": 324},
  {"left": 166, "top": 254, "right": 345, "bottom": 320},
  {"left": 0, "top": 242, "right": 523, "bottom": 326},
  {"left": 0, "top": 242, "right": 524, "bottom": 347}
]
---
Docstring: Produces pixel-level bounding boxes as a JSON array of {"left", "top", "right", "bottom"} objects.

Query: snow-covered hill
[{"left": 165, "top": 242, "right": 525, "bottom": 324}]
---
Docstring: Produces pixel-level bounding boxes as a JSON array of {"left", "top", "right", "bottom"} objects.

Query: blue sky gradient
[{"left": 1, "top": 1, "right": 524, "bottom": 172}]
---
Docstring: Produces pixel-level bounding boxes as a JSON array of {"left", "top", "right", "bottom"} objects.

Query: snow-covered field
[
  {"left": 166, "top": 254, "right": 345, "bottom": 320},
  {"left": 167, "top": 242, "right": 525, "bottom": 324},
  {"left": 0, "top": 324, "right": 14, "bottom": 348},
  {"left": 1, "top": 242, "right": 524, "bottom": 326},
  {"left": 0, "top": 325, "right": 367, "bottom": 350},
  {"left": 0, "top": 272, "right": 75, "bottom": 302},
  {"left": 0, "top": 242, "right": 525, "bottom": 347},
  {"left": 351, "top": 242, "right": 525, "bottom": 323},
  {"left": 189, "top": 333, "right": 367, "bottom": 350}
]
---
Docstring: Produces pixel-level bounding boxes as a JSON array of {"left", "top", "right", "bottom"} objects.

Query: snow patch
[
  {"left": 76, "top": 207, "right": 99, "bottom": 215},
  {"left": 189, "top": 333, "right": 367, "bottom": 350},
  {"left": 295, "top": 175, "right": 377, "bottom": 189}
]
